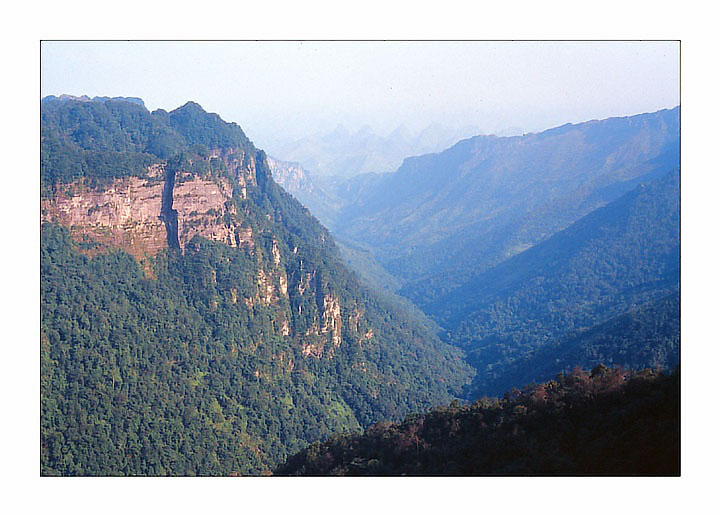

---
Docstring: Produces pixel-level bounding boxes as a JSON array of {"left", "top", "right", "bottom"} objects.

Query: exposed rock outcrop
[
  {"left": 40, "top": 176, "right": 167, "bottom": 262},
  {"left": 41, "top": 149, "right": 256, "bottom": 262},
  {"left": 321, "top": 294, "right": 342, "bottom": 347},
  {"left": 174, "top": 176, "right": 251, "bottom": 249},
  {"left": 42, "top": 148, "right": 353, "bottom": 357}
]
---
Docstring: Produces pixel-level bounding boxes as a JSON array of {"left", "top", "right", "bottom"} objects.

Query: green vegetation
[
  {"left": 41, "top": 219, "right": 471, "bottom": 475},
  {"left": 40, "top": 97, "right": 254, "bottom": 195},
  {"left": 422, "top": 171, "right": 679, "bottom": 397},
  {"left": 41, "top": 224, "right": 471, "bottom": 475},
  {"left": 40, "top": 98, "right": 473, "bottom": 475},
  {"left": 476, "top": 291, "right": 679, "bottom": 396},
  {"left": 276, "top": 366, "right": 679, "bottom": 476},
  {"left": 334, "top": 237, "right": 441, "bottom": 336},
  {"left": 40, "top": 97, "right": 680, "bottom": 476}
]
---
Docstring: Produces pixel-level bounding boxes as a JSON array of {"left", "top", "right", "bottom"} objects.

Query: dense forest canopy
[
  {"left": 276, "top": 366, "right": 680, "bottom": 476},
  {"left": 40, "top": 97, "right": 255, "bottom": 194},
  {"left": 40, "top": 97, "right": 473, "bottom": 475},
  {"left": 434, "top": 171, "right": 680, "bottom": 397}
]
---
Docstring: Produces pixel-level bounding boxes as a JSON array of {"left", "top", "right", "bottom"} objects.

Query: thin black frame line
[{"left": 40, "top": 39, "right": 681, "bottom": 42}]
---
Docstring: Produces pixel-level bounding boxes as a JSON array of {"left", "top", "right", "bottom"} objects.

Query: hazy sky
[{"left": 41, "top": 41, "right": 679, "bottom": 148}]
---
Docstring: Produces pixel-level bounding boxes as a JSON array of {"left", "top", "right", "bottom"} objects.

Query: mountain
[
  {"left": 329, "top": 108, "right": 679, "bottom": 294},
  {"left": 276, "top": 366, "right": 679, "bottom": 476},
  {"left": 265, "top": 159, "right": 418, "bottom": 303},
  {"left": 40, "top": 97, "right": 473, "bottom": 475},
  {"left": 431, "top": 170, "right": 680, "bottom": 397}
]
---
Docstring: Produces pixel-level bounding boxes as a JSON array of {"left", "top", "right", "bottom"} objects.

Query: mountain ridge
[{"left": 269, "top": 108, "right": 679, "bottom": 298}]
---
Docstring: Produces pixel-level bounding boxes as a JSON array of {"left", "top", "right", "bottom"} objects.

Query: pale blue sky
[{"left": 41, "top": 41, "right": 679, "bottom": 148}]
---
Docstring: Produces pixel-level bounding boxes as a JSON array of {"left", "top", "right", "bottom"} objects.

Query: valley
[{"left": 270, "top": 107, "right": 680, "bottom": 397}]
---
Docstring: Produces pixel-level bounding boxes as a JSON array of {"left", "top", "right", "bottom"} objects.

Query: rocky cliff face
[
  {"left": 40, "top": 166, "right": 167, "bottom": 264},
  {"left": 266, "top": 157, "right": 312, "bottom": 193},
  {"left": 41, "top": 98, "right": 475, "bottom": 476},
  {"left": 41, "top": 150, "right": 257, "bottom": 261},
  {"left": 173, "top": 176, "right": 253, "bottom": 249},
  {"left": 41, "top": 149, "right": 353, "bottom": 356},
  {"left": 321, "top": 294, "right": 342, "bottom": 346}
]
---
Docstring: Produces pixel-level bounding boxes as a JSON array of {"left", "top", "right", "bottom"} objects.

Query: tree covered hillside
[
  {"left": 276, "top": 366, "right": 679, "bottom": 476},
  {"left": 40, "top": 97, "right": 473, "bottom": 475},
  {"left": 329, "top": 108, "right": 679, "bottom": 297},
  {"left": 430, "top": 171, "right": 679, "bottom": 397},
  {"left": 41, "top": 97, "right": 253, "bottom": 194},
  {"left": 474, "top": 291, "right": 679, "bottom": 397}
]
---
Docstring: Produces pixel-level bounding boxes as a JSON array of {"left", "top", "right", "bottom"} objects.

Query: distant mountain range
[
  {"left": 263, "top": 122, "right": 487, "bottom": 178},
  {"left": 331, "top": 108, "right": 679, "bottom": 284}
]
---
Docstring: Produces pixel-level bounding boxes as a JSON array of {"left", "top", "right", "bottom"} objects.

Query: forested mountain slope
[
  {"left": 40, "top": 97, "right": 473, "bottom": 475},
  {"left": 473, "top": 291, "right": 679, "bottom": 396},
  {"left": 276, "top": 366, "right": 679, "bottom": 476},
  {"left": 429, "top": 171, "right": 679, "bottom": 397},
  {"left": 329, "top": 108, "right": 679, "bottom": 298}
]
